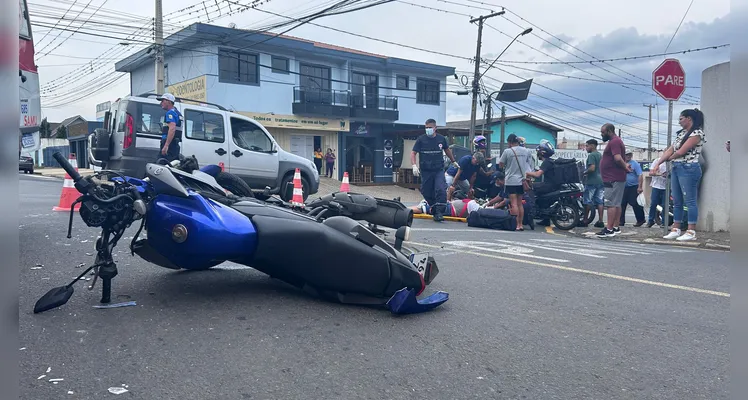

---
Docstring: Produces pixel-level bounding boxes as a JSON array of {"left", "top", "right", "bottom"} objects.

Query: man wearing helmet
[{"left": 525, "top": 139, "right": 560, "bottom": 225}]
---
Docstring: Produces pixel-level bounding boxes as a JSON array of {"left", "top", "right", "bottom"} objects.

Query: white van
[{"left": 88, "top": 93, "right": 319, "bottom": 201}]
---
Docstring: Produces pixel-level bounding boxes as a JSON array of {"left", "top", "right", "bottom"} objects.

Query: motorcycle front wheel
[{"left": 552, "top": 200, "right": 580, "bottom": 231}]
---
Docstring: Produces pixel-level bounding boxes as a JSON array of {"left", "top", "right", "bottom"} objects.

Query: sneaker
[
  {"left": 676, "top": 230, "right": 697, "bottom": 241},
  {"left": 613, "top": 227, "right": 621, "bottom": 236},
  {"left": 663, "top": 228, "right": 681, "bottom": 240},
  {"left": 646, "top": 221, "right": 655, "bottom": 228},
  {"left": 596, "top": 228, "right": 615, "bottom": 238}
]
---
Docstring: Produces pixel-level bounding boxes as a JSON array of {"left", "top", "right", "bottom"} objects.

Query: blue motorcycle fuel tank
[{"left": 146, "top": 192, "right": 258, "bottom": 270}]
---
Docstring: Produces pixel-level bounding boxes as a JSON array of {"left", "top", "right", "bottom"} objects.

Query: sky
[{"left": 29, "top": 0, "right": 733, "bottom": 149}]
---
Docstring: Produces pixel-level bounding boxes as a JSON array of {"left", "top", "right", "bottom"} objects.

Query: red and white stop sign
[{"left": 652, "top": 58, "right": 686, "bottom": 101}]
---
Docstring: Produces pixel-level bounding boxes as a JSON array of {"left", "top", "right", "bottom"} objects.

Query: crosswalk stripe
[
  {"left": 411, "top": 241, "right": 730, "bottom": 298},
  {"left": 442, "top": 241, "right": 570, "bottom": 263},
  {"left": 492, "top": 239, "right": 609, "bottom": 259}
]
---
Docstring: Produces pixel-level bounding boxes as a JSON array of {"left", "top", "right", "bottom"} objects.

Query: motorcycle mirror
[{"left": 33, "top": 285, "right": 74, "bottom": 314}]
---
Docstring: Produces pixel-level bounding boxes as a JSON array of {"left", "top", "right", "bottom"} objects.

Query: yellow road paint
[
  {"left": 410, "top": 241, "right": 730, "bottom": 298},
  {"left": 412, "top": 214, "right": 467, "bottom": 223}
]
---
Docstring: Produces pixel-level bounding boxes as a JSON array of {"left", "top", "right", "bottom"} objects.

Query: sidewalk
[
  {"left": 314, "top": 177, "right": 425, "bottom": 203},
  {"left": 558, "top": 223, "right": 730, "bottom": 251},
  {"left": 35, "top": 168, "right": 94, "bottom": 179}
]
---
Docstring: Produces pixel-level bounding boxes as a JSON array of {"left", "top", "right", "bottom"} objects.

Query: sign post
[{"left": 652, "top": 58, "right": 686, "bottom": 235}]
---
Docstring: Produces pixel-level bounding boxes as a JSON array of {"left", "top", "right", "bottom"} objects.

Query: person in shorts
[
  {"left": 499, "top": 134, "right": 532, "bottom": 231},
  {"left": 581, "top": 139, "right": 605, "bottom": 228},
  {"left": 597, "top": 123, "right": 632, "bottom": 238},
  {"left": 445, "top": 151, "right": 485, "bottom": 200}
]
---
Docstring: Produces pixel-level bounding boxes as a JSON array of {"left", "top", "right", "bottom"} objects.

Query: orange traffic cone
[
  {"left": 291, "top": 168, "right": 304, "bottom": 208},
  {"left": 53, "top": 153, "right": 81, "bottom": 212},
  {"left": 339, "top": 172, "right": 350, "bottom": 192}
]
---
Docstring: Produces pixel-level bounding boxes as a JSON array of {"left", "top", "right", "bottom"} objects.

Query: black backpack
[
  {"left": 467, "top": 208, "right": 517, "bottom": 231},
  {"left": 550, "top": 157, "right": 581, "bottom": 184}
]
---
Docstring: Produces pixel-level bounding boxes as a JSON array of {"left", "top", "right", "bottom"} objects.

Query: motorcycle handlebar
[{"left": 52, "top": 152, "right": 83, "bottom": 183}]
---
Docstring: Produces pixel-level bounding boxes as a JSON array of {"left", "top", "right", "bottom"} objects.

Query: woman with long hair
[{"left": 651, "top": 108, "right": 706, "bottom": 241}]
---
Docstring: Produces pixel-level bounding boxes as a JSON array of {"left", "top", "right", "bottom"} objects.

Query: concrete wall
[{"left": 698, "top": 61, "right": 730, "bottom": 232}]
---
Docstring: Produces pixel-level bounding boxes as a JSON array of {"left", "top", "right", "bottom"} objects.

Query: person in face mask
[{"left": 410, "top": 118, "right": 458, "bottom": 221}]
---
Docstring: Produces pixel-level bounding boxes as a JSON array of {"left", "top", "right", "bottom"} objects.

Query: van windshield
[{"left": 133, "top": 103, "right": 167, "bottom": 134}]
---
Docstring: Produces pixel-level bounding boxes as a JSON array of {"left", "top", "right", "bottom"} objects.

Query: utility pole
[
  {"left": 499, "top": 105, "right": 506, "bottom": 154},
  {"left": 155, "top": 0, "right": 165, "bottom": 94},
  {"left": 468, "top": 10, "right": 506, "bottom": 146},
  {"left": 643, "top": 104, "right": 654, "bottom": 160},
  {"left": 484, "top": 98, "right": 493, "bottom": 158}
]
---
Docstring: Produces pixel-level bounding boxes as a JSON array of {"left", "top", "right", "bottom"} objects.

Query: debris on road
[
  {"left": 93, "top": 301, "right": 137, "bottom": 309},
  {"left": 108, "top": 386, "right": 129, "bottom": 395}
]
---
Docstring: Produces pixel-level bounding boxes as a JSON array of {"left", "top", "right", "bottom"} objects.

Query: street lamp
[{"left": 468, "top": 27, "right": 533, "bottom": 146}]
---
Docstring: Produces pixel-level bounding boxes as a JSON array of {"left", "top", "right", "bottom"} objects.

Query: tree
[
  {"left": 55, "top": 125, "right": 67, "bottom": 139},
  {"left": 39, "top": 118, "right": 51, "bottom": 138}
]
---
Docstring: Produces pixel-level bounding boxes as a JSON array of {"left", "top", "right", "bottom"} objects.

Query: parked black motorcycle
[{"left": 526, "top": 183, "right": 582, "bottom": 230}]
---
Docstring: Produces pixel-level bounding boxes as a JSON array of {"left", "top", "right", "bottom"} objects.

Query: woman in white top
[
  {"left": 650, "top": 108, "right": 705, "bottom": 241},
  {"left": 646, "top": 156, "right": 668, "bottom": 228}
]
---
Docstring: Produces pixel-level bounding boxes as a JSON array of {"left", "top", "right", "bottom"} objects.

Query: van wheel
[
  {"left": 215, "top": 171, "right": 255, "bottom": 198},
  {"left": 280, "top": 173, "right": 309, "bottom": 202}
]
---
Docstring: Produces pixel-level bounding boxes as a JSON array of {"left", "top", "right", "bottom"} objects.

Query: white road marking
[
  {"left": 442, "top": 241, "right": 570, "bottom": 263},
  {"left": 411, "top": 241, "right": 729, "bottom": 298},
  {"left": 533, "top": 238, "right": 693, "bottom": 254},
  {"left": 492, "top": 239, "right": 609, "bottom": 259},
  {"left": 527, "top": 239, "right": 652, "bottom": 256}
]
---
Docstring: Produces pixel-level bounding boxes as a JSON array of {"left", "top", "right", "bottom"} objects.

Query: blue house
[
  {"left": 446, "top": 115, "right": 563, "bottom": 156},
  {"left": 114, "top": 23, "right": 456, "bottom": 183}
]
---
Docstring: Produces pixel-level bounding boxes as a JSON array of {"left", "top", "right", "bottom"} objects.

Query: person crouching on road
[
  {"left": 411, "top": 118, "right": 458, "bottom": 222},
  {"left": 446, "top": 151, "right": 486, "bottom": 201},
  {"left": 484, "top": 172, "right": 508, "bottom": 209},
  {"left": 156, "top": 93, "right": 183, "bottom": 164}
]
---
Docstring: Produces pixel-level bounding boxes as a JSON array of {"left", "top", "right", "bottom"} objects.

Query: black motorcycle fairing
[{"left": 244, "top": 214, "right": 424, "bottom": 299}]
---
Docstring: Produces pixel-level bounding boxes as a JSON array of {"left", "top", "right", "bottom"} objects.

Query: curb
[{"left": 547, "top": 229, "right": 730, "bottom": 251}]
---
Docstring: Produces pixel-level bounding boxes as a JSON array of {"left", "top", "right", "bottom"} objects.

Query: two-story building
[
  {"left": 114, "top": 23, "right": 456, "bottom": 183},
  {"left": 446, "top": 115, "right": 563, "bottom": 157}
]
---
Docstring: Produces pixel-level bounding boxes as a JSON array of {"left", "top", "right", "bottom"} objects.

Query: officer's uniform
[
  {"left": 159, "top": 106, "right": 183, "bottom": 164},
  {"left": 413, "top": 133, "right": 450, "bottom": 218}
]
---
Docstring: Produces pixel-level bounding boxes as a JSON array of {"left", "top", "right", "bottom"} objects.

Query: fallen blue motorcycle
[{"left": 33, "top": 152, "right": 448, "bottom": 315}]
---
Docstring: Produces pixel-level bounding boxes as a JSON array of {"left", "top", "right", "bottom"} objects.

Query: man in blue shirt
[
  {"left": 445, "top": 151, "right": 485, "bottom": 200},
  {"left": 156, "top": 93, "right": 183, "bottom": 164},
  {"left": 619, "top": 150, "right": 645, "bottom": 226}
]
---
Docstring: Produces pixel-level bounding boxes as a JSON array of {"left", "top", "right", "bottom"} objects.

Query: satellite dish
[{"left": 228, "top": 22, "right": 237, "bottom": 28}]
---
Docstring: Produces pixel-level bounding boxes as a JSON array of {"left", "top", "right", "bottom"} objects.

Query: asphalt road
[{"left": 19, "top": 174, "right": 729, "bottom": 400}]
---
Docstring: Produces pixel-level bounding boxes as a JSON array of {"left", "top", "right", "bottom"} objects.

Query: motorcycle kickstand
[
  {"left": 87, "top": 265, "right": 100, "bottom": 291},
  {"left": 97, "top": 262, "right": 118, "bottom": 304}
]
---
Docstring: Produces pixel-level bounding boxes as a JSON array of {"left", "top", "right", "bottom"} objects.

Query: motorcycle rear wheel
[{"left": 552, "top": 200, "right": 580, "bottom": 231}]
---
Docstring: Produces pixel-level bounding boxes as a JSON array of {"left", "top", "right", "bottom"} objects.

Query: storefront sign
[
  {"left": 238, "top": 112, "right": 349, "bottom": 132},
  {"left": 354, "top": 124, "right": 368, "bottom": 135},
  {"left": 167, "top": 75, "right": 207, "bottom": 104}
]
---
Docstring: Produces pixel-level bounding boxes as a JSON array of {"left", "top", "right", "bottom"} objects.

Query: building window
[
  {"left": 184, "top": 110, "right": 225, "bottom": 143},
  {"left": 396, "top": 75, "right": 409, "bottom": 90},
  {"left": 299, "top": 63, "right": 331, "bottom": 91},
  {"left": 416, "top": 78, "right": 440, "bottom": 105},
  {"left": 271, "top": 56, "right": 289, "bottom": 74},
  {"left": 218, "top": 48, "right": 259, "bottom": 85},
  {"left": 231, "top": 118, "right": 273, "bottom": 152}
]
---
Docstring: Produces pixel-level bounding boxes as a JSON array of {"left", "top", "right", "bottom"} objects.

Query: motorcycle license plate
[{"left": 409, "top": 253, "right": 430, "bottom": 277}]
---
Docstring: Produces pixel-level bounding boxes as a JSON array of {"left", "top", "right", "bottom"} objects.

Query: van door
[
  {"left": 180, "top": 107, "right": 230, "bottom": 168},
  {"left": 226, "top": 116, "right": 279, "bottom": 189}
]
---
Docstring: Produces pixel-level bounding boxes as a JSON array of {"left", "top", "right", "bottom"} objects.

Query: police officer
[
  {"left": 410, "top": 118, "right": 457, "bottom": 221},
  {"left": 156, "top": 93, "right": 183, "bottom": 164}
]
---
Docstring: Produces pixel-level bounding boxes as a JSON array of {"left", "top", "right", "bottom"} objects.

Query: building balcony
[
  {"left": 350, "top": 94, "right": 399, "bottom": 121},
  {"left": 292, "top": 87, "right": 399, "bottom": 121},
  {"left": 292, "top": 87, "right": 351, "bottom": 119}
]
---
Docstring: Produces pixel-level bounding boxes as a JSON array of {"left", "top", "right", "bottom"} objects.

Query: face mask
[
  {"left": 601, "top": 133, "right": 610, "bottom": 142},
  {"left": 425, "top": 128, "right": 435, "bottom": 136}
]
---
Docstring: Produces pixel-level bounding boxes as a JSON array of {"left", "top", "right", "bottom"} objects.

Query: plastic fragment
[
  {"left": 108, "top": 387, "right": 129, "bottom": 395},
  {"left": 49, "top": 378, "right": 64, "bottom": 382},
  {"left": 46, "top": 367, "right": 51, "bottom": 373},
  {"left": 37, "top": 375, "right": 46, "bottom": 380},
  {"left": 68, "top": 391, "right": 74, "bottom": 395}
]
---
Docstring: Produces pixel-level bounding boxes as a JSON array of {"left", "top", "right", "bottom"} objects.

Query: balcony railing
[
  {"left": 293, "top": 87, "right": 350, "bottom": 106},
  {"left": 292, "top": 86, "right": 399, "bottom": 121}
]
